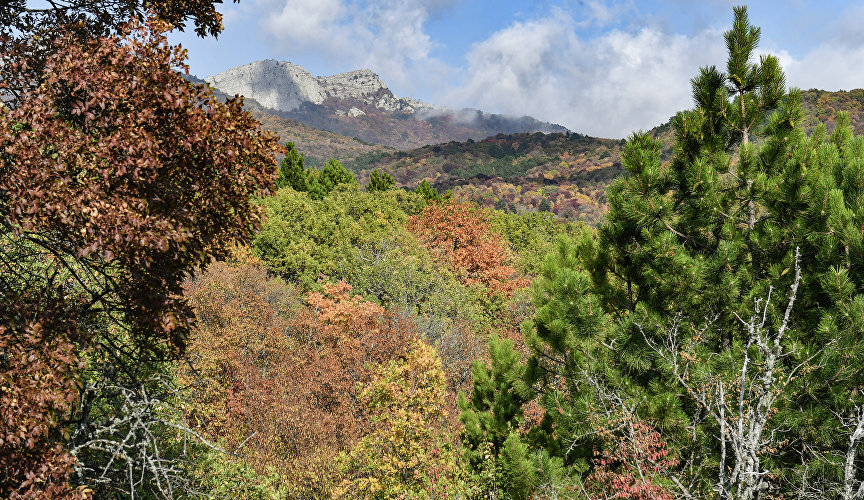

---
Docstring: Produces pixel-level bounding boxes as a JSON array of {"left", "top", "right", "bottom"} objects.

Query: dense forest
[{"left": 4, "top": 2, "right": 864, "bottom": 499}]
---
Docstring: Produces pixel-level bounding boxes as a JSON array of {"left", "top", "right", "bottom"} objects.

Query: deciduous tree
[
  {"left": 0, "top": 16, "right": 280, "bottom": 496},
  {"left": 337, "top": 340, "right": 465, "bottom": 498},
  {"left": 409, "top": 202, "right": 527, "bottom": 296}
]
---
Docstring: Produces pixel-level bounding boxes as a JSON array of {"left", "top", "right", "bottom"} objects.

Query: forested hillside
[
  {"left": 251, "top": 110, "right": 395, "bottom": 168},
  {"left": 276, "top": 98, "right": 568, "bottom": 150},
  {"left": 6, "top": 3, "right": 864, "bottom": 499},
  {"left": 252, "top": 88, "right": 864, "bottom": 225}
]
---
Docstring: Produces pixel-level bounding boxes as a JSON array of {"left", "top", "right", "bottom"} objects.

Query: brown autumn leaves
[
  {"left": 0, "top": 16, "right": 282, "bottom": 496},
  {"left": 0, "top": 7, "right": 531, "bottom": 494}
]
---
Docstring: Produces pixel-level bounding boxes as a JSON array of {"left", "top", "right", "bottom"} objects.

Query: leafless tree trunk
[
  {"left": 640, "top": 247, "right": 819, "bottom": 499},
  {"left": 841, "top": 406, "right": 864, "bottom": 500}
]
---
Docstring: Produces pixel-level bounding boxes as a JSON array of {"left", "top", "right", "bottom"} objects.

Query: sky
[{"left": 168, "top": 1, "right": 864, "bottom": 138}]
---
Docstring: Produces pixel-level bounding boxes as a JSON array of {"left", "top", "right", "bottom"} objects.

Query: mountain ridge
[{"left": 201, "top": 59, "right": 568, "bottom": 150}]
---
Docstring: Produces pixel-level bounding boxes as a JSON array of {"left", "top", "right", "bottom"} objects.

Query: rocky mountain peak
[
  {"left": 318, "top": 68, "right": 387, "bottom": 100},
  {"left": 205, "top": 60, "right": 325, "bottom": 112},
  {"left": 205, "top": 60, "right": 431, "bottom": 115}
]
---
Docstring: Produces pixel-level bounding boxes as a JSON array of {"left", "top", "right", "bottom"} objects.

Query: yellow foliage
[{"left": 336, "top": 340, "right": 466, "bottom": 498}]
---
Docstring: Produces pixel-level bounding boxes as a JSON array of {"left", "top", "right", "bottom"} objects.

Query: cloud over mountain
[
  {"left": 446, "top": 12, "right": 727, "bottom": 138},
  {"left": 179, "top": 0, "right": 864, "bottom": 139}
]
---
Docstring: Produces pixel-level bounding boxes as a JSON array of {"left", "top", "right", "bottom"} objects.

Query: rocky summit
[{"left": 205, "top": 60, "right": 431, "bottom": 114}]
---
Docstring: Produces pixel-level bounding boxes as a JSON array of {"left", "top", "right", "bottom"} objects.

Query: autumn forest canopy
[{"left": 4, "top": 3, "right": 864, "bottom": 499}]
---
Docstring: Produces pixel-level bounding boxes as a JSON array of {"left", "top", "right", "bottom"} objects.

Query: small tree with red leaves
[
  {"left": 409, "top": 202, "right": 527, "bottom": 296},
  {"left": 583, "top": 414, "right": 678, "bottom": 500}
]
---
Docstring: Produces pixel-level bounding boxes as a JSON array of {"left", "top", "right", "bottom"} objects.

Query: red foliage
[
  {"left": 0, "top": 18, "right": 280, "bottom": 496},
  {"left": 409, "top": 202, "right": 528, "bottom": 296},
  {"left": 585, "top": 417, "right": 678, "bottom": 500},
  {"left": 0, "top": 19, "right": 282, "bottom": 356},
  {"left": 183, "top": 261, "right": 416, "bottom": 495},
  {"left": 0, "top": 298, "right": 90, "bottom": 499}
]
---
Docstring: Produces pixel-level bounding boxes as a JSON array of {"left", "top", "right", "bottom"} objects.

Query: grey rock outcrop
[
  {"left": 206, "top": 60, "right": 325, "bottom": 112},
  {"left": 205, "top": 60, "right": 433, "bottom": 114},
  {"left": 319, "top": 69, "right": 386, "bottom": 101}
]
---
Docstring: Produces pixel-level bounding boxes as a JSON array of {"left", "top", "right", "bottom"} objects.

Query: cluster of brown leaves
[
  {"left": 0, "top": 15, "right": 280, "bottom": 496},
  {"left": 1, "top": 0, "right": 227, "bottom": 44},
  {"left": 182, "top": 260, "right": 417, "bottom": 496},
  {"left": 409, "top": 202, "right": 528, "bottom": 296},
  {"left": 0, "top": 18, "right": 282, "bottom": 356},
  {"left": 0, "top": 297, "right": 89, "bottom": 498}
]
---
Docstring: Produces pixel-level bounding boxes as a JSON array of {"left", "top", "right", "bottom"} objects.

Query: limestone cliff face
[
  {"left": 205, "top": 60, "right": 431, "bottom": 114},
  {"left": 205, "top": 60, "right": 325, "bottom": 111}
]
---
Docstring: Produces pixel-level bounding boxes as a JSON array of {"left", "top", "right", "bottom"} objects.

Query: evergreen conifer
[
  {"left": 367, "top": 169, "right": 396, "bottom": 193},
  {"left": 466, "top": 6, "right": 864, "bottom": 496},
  {"left": 275, "top": 141, "right": 307, "bottom": 192}
]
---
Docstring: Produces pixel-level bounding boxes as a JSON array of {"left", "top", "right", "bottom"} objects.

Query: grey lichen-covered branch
[{"left": 641, "top": 247, "right": 807, "bottom": 500}]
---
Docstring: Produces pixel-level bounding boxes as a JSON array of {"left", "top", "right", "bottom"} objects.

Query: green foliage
[
  {"left": 306, "top": 158, "right": 357, "bottom": 200},
  {"left": 185, "top": 448, "right": 290, "bottom": 499},
  {"left": 487, "top": 210, "right": 580, "bottom": 275},
  {"left": 459, "top": 335, "right": 538, "bottom": 498},
  {"left": 415, "top": 179, "right": 451, "bottom": 204},
  {"left": 366, "top": 169, "right": 395, "bottom": 192},
  {"left": 451, "top": 155, "right": 548, "bottom": 181},
  {"left": 344, "top": 150, "right": 394, "bottom": 172},
  {"left": 537, "top": 198, "right": 551, "bottom": 212},
  {"left": 275, "top": 142, "right": 357, "bottom": 200},
  {"left": 254, "top": 184, "right": 416, "bottom": 287},
  {"left": 275, "top": 141, "right": 307, "bottom": 191},
  {"left": 463, "top": 7, "right": 864, "bottom": 497},
  {"left": 321, "top": 157, "right": 357, "bottom": 190},
  {"left": 337, "top": 340, "right": 467, "bottom": 498},
  {"left": 253, "top": 184, "right": 491, "bottom": 393}
]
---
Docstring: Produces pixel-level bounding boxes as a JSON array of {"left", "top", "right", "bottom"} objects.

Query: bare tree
[
  {"left": 68, "top": 375, "right": 246, "bottom": 498},
  {"left": 636, "top": 248, "right": 836, "bottom": 499}
]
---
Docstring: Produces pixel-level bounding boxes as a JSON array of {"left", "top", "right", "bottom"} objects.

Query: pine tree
[
  {"left": 366, "top": 169, "right": 395, "bottom": 193},
  {"left": 414, "top": 179, "right": 451, "bottom": 204},
  {"left": 306, "top": 158, "right": 356, "bottom": 200},
  {"left": 320, "top": 158, "right": 356, "bottom": 192},
  {"left": 275, "top": 141, "right": 307, "bottom": 191},
  {"left": 473, "top": 6, "right": 864, "bottom": 497},
  {"left": 458, "top": 335, "right": 550, "bottom": 499}
]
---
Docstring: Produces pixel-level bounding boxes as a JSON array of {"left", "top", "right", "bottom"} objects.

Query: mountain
[
  {"left": 202, "top": 60, "right": 567, "bottom": 150},
  {"left": 346, "top": 132, "right": 627, "bottom": 224},
  {"left": 342, "top": 89, "right": 864, "bottom": 224},
  {"left": 222, "top": 73, "right": 864, "bottom": 225},
  {"left": 250, "top": 110, "right": 393, "bottom": 169},
  {"left": 799, "top": 88, "right": 864, "bottom": 134}
]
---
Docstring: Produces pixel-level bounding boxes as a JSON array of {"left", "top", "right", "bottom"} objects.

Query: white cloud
[
  {"left": 222, "top": 0, "right": 864, "bottom": 140},
  {"left": 779, "top": 43, "right": 864, "bottom": 92},
  {"left": 446, "top": 11, "right": 727, "bottom": 138},
  {"left": 253, "top": 0, "right": 453, "bottom": 97}
]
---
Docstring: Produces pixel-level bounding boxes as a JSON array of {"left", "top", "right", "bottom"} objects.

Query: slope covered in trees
[
  {"left": 7, "top": 2, "right": 864, "bottom": 499},
  {"left": 247, "top": 86, "right": 864, "bottom": 225}
]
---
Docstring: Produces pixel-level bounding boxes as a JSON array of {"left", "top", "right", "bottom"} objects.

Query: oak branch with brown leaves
[{"left": 0, "top": 15, "right": 281, "bottom": 497}]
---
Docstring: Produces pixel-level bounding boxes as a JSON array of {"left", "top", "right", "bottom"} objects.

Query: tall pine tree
[
  {"left": 467, "top": 6, "right": 864, "bottom": 498},
  {"left": 275, "top": 141, "right": 307, "bottom": 192}
]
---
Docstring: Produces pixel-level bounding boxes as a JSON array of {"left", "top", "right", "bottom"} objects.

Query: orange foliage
[
  {"left": 409, "top": 202, "right": 528, "bottom": 296},
  {"left": 182, "top": 261, "right": 416, "bottom": 496}
]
